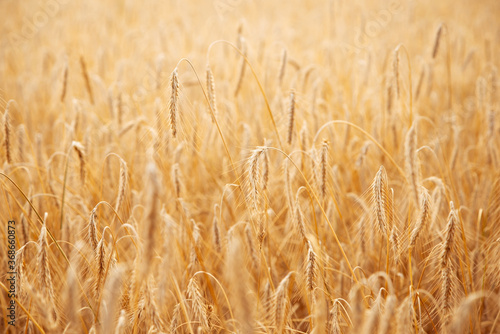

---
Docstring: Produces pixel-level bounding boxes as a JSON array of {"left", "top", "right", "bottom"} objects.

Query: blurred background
[{"left": 2, "top": 0, "right": 499, "bottom": 116}]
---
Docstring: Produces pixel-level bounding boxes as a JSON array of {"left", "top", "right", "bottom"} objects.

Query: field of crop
[{"left": 1, "top": 0, "right": 499, "bottom": 333}]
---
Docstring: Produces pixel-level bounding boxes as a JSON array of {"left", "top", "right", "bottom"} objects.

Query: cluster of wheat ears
[{"left": 1, "top": 0, "right": 500, "bottom": 333}]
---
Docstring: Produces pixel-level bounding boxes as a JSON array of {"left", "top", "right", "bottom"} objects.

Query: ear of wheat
[
  {"left": 169, "top": 68, "right": 179, "bottom": 138},
  {"left": 432, "top": 23, "right": 443, "bottom": 58},
  {"left": 287, "top": 90, "right": 295, "bottom": 145},
  {"left": 372, "top": 166, "right": 391, "bottom": 236},
  {"left": 3, "top": 102, "right": 12, "bottom": 164}
]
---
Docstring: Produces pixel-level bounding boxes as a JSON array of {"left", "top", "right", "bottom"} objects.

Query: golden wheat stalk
[
  {"left": 287, "top": 90, "right": 295, "bottom": 145},
  {"left": 61, "top": 61, "right": 68, "bottom": 102},
  {"left": 248, "top": 146, "right": 266, "bottom": 208},
  {"left": 245, "top": 222, "right": 259, "bottom": 270},
  {"left": 213, "top": 204, "right": 222, "bottom": 253},
  {"left": 234, "top": 37, "right": 247, "bottom": 97},
  {"left": 262, "top": 149, "right": 269, "bottom": 191},
  {"left": 306, "top": 241, "right": 317, "bottom": 292},
  {"left": 393, "top": 48, "right": 400, "bottom": 99},
  {"left": 440, "top": 201, "right": 457, "bottom": 268},
  {"left": 432, "top": 24, "right": 443, "bottom": 59},
  {"left": 72, "top": 141, "right": 86, "bottom": 185},
  {"left": 115, "top": 157, "right": 128, "bottom": 213},
  {"left": 206, "top": 64, "right": 218, "bottom": 121},
  {"left": 187, "top": 276, "right": 209, "bottom": 331},
  {"left": 390, "top": 225, "right": 400, "bottom": 264},
  {"left": 378, "top": 295, "right": 397, "bottom": 334},
  {"left": 3, "top": 102, "right": 12, "bottom": 164},
  {"left": 278, "top": 48, "right": 287, "bottom": 86},
  {"left": 37, "top": 220, "right": 55, "bottom": 306},
  {"left": 327, "top": 300, "right": 341, "bottom": 334},
  {"left": 141, "top": 161, "right": 160, "bottom": 278},
  {"left": 274, "top": 272, "right": 294, "bottom": 333},
  {"left": 94, "top": 235, "right": 107, "bottom": 301},
  {"left": 409, "top": 186, "right": 431, "bottom": 248},
  {"left": 80, "top": 56, "right": 94, "bottom": 104},
  {"left": 372, "top": 166, "right": 390, "bottom": 236},
  {"left": 319, "top": 139, "right": 329, "bottom": 199},
  {"left": 404, "top": 123, "right": 420, "bottom": 206},
  {"left": 87, "top": 208, "right": 99, "bottom": 251},
  {"left": 294, "top": 195, "right": 308, "bottom": 244},
  {"left": 17, "top": 124, "right": 25, "bottom": 162},
  {"left": 441, "top": 262, "right": 453, "bottom": 324},
  {"left": 169, "top": 68, "right": 179, "bottom": 138}
]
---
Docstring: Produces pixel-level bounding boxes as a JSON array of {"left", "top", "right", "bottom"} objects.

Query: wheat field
[{"left": 1, "top": 0, "right": 500, "bottom": 333}]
